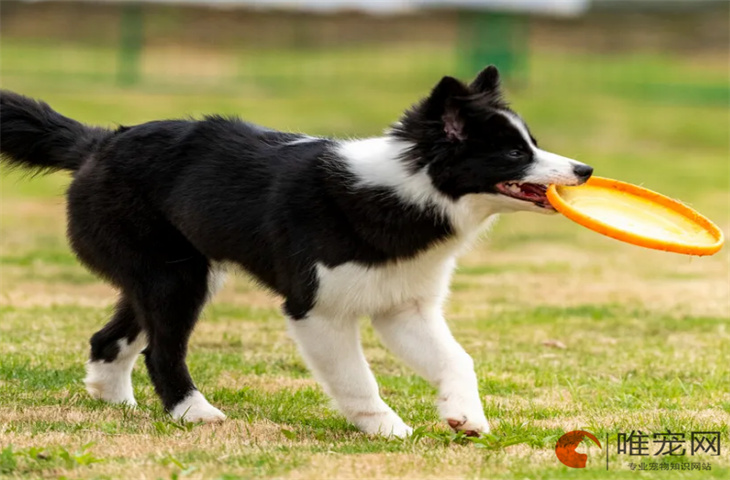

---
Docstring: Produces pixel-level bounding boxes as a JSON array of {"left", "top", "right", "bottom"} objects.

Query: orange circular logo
[{"left": 555, "top": 430, "right": 602, "bottom": 468}]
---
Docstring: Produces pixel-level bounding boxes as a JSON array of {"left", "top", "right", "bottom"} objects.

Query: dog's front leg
[
  {"left": 288, "top": 313, "right": 412, "bottom": 438},
  {"left": 372, "top": 302, "right": 489, "bottom": 436}
]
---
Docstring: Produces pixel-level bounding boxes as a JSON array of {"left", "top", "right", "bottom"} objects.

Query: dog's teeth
[{"left": 508, "top": 184, "right": 521, "bottom": 193}]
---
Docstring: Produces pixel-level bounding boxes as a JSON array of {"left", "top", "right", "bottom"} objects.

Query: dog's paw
[
  {"left": 378, "top": 420, "right": 414, "bottom": 439},
  {"left": 85, "top": 380, "right": 137, "bottom": 406},
  {"left": 439, "top": 395, "right": 490, "bottom": 436},
  {"left": 446, "top": 415, "right": 490, "bottom": 437},
  {"left": 352, "top": 411, "right": 413, "bottom": 438},
  {"left": 171, "top": 390, "right": 226, "bottom": 423},
  {"left": 84, "top": 361, "right": 137, "bottom": 406}
]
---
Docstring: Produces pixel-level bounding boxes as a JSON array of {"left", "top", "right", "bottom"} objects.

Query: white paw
[
  {"left": 84, "top": 360, "right": 137, "bottom": 406},
  {"left": 170, "top": 390, "right": 226, "bottom": 423},
  {"left": 439, "top": 396, "right": 490, "bottom": 436},
  {"left": 352, "top": 411, "right": 413, "bottom": 438},
  {"left": 446, "top": 415, "right": 490, "bottom": 436}
]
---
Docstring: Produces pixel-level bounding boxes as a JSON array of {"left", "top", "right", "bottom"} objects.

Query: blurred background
[{"left": 1, "top": 0, "right": 728, "bottom": 278}]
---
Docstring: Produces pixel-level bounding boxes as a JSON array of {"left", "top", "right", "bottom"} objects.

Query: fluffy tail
[{"left": 0, "top": 90, "right": 110, "bottom": 172}]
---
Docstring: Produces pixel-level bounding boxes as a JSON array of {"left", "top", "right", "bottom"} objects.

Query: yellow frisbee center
[{"left": 557, "top": 184, "right": 717, "bottom": 246}]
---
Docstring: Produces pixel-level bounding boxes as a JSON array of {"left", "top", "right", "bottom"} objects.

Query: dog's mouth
[{"left": 495, "top": 181, "right": 554, "bottom": 210}]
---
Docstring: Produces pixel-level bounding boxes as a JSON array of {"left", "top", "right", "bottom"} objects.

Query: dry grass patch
[
  {"left": 457, "top": 238, "right": 730, "bottom": 318},
  {"left": 285, "top": 451, "right": 485, "bottom": 480},
  {"left": 215, "top": 373, "right": 317, "bottom": 393},
  {"left": 0, "top": 281, "right": 116, "bottom": 308}
]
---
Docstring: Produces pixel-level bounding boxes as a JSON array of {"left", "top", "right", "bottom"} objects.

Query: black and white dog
[{"left": 0, "top": 66, "right": 592, "bottom": 437}]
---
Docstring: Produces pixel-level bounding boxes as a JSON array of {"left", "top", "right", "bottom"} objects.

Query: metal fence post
[
  {"left": 458, "top": 10, "right": 528, "bottom": 84},
  {"left": 118, "top": 3, "right": 143, "bottom": 86}
]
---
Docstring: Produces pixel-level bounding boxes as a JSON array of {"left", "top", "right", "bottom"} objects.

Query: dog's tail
[{"left": 0, "top": 90, "right": 111, "bottom": 173}]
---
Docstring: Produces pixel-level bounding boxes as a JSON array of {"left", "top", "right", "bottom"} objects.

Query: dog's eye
[{"left": 507, "top": 150, "right": 524, "bottom": 159}]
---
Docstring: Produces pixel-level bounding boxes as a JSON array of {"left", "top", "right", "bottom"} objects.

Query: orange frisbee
[{"left": 546, "top": 176, "right": 724, "bottom": 256}]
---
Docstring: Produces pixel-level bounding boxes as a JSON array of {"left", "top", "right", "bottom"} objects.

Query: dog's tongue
[{"left": 521, "top": 183, "right": 547, "bottom": 197}]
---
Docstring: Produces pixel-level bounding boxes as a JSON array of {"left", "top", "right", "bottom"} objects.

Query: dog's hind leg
[
  {"left": 85, "top": 297, "right": 147, "bottom": 406},
  {"left": 67, "top": 175, "right": 223, "bottom": 422},
  {"left": 132, "top": 256, "right": 226, "bottom": 423},
  {"left": 288, "top": 314, "right": 412, "bottom": 438},
  {"left": 372, "top": 302, "right": 490, "bottom": 436}
]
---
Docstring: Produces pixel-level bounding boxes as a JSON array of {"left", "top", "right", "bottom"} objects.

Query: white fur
[
  {"left": 84, "top": 332, "right": 148, "bottom": 406},
  {"left": 319, "top": 138, "right": 506, "bottom": 319},
  {"left": 338, "top": 138, "right": 452, "bottom": 214},
  {"left": 500, "top": 110, "right": 536, "bottom": 148},
  {"left": 308, "top": 247, "right": 491, "bottom": 436},
  {"left": 170, "top": 390, "right": 226, "bottom": 423},
  {"left": 525, "top": 148, "right": 586, "bottom": 185},
  {"left": 207, "top": 262, "right": 228, "bottom": 299},
  {"left": 314, "top": 241, "right": 458, "bottom": 319},
  {"left": 288, "top": 314, "right": 412, "bottom": 438},
  {"left": 284, "top": 136, "right": 320, "bottom": 146},
  {"left": 338, "top": 137, "right": 504, "bottom": 235},
  {"left": 372, "top": 302, "right": 489, "bottom": 434},
  {"left": 499, "top": 110, "right": 589, "bottom": 186}
]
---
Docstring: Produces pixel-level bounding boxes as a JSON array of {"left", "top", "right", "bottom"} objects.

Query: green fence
[{"left": 1, "top": 2, "right": 727, "bottom": 106}]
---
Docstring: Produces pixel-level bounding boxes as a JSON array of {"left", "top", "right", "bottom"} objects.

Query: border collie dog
[{"left": 0, "top": 66, "right": 592, "bottom": 437}]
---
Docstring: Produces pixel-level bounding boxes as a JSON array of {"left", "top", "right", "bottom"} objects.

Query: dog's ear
[
  {"left": 424, "top": 76, "right": 470, "bottom": 142},
  {"left": 469, "top": 65, "right": 501, "bottom": 94}
]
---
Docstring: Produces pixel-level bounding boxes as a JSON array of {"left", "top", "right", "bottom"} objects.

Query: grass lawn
[{"left": 0, "top": 43, "right": 728, "bottom": 479}]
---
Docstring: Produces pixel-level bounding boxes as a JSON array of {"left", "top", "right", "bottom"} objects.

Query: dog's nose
[{"left": 572, "top": 164, "right": 593, "bottom": 182}]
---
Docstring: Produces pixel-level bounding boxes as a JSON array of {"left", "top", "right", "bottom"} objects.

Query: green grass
[{"left": 1, "top": 41, "right": 728, "bottom": 479}]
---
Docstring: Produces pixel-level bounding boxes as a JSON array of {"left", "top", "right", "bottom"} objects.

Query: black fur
[
  {"left": 393, "top": 69, "right": 539, "bottom": 200},
  {"left": 0, "top": 91, "right": 109, "bottom": 172},
  {"left": 0, "top": 66, "right": 554, "bottom": 414},
  {"left": 89, "top": 298, "right": 141, "bottom": 362}
]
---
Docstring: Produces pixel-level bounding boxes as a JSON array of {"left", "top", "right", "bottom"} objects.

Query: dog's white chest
[{"left": 313, "top": 241, "right": 459, "bottom": 318}]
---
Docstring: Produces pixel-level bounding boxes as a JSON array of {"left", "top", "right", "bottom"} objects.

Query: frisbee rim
[{"left": 546, "top": 176, "right": 725, "bottom": 256}]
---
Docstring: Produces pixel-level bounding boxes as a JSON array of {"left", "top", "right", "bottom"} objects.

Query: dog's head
[{"left": 392, "top": 65, "right": 592, "bottom": 213}]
